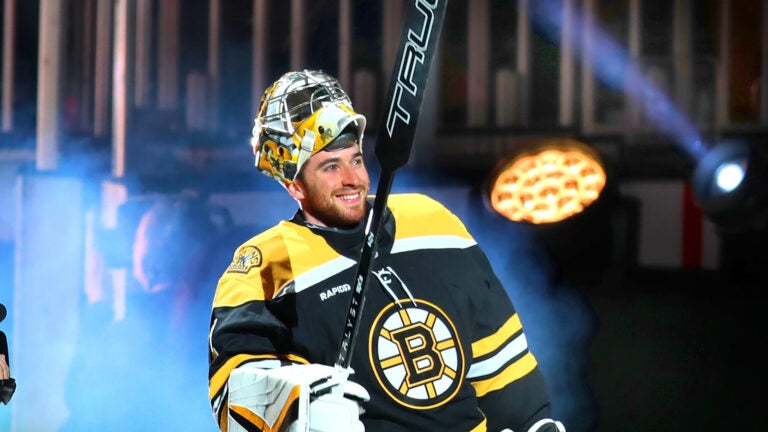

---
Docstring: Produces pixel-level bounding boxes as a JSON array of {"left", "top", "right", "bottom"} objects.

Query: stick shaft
[{"left": 335, "top": 0, "right": 449, "bottom": 369}]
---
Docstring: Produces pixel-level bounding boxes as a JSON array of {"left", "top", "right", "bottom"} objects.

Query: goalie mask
[{"left": 251, "top": 70, "right": 367, "bottom": 185}]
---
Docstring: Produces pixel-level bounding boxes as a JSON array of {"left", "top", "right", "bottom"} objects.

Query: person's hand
[
  {"left": 0, "top": 354, "right": 9, "bottom": 379},
  {"left": 0, "top": 354, "right": 15, "bottom": 405},
  {"left": 294, "top": 376, "right": 368, "bottom": 432}
]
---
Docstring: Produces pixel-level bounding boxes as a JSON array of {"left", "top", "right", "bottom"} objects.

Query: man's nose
[{"left": 341, "top": 165, "right": 361, "bottom": 185}]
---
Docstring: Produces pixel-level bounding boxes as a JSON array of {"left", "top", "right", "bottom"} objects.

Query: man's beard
[{"left": 302, "top": 185, "right": 369, "bottom": 229}]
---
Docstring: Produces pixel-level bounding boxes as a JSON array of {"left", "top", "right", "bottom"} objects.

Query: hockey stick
[{"left": 335, "top": 0, "right": 449, "bottom": 369}]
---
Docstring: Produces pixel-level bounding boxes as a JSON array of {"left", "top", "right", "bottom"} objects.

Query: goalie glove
[
  {"left": 226, "top": 363, "right": 369, "bottom": 432},
  {"left": 501, "top": 418, "right": 566, "bottom": 432}
]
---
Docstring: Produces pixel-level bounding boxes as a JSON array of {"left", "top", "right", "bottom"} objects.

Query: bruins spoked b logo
[{"left": 368, "top": 299, "right": 464, "bottom": 409}]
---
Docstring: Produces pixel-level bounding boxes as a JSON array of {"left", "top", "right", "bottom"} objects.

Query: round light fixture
[
  {"left": 487, "top": 138, "right": 607, "bottom": 224},
  {"left": 692, "top": 140, "right": 768, "bottom": 231}
]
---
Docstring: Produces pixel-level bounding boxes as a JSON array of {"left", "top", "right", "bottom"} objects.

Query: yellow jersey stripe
[
  {"left": 472, "top": 314, "right": 523, "bottom": 358},
  {"left": 469, "top": 416, "right": 487, "bottom": 432},
  {"left": 213, "top": 277, "right": 266, "bottom": 306},
  {"left": 470, "top": 351, "right": 538, "bottom": 397}
]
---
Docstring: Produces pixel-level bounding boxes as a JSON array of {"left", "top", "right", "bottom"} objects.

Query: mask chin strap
[{"left": 295, "top": 129, "right": 317, "bottom": 180}]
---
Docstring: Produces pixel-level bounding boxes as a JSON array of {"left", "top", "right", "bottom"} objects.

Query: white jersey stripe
[
  {"left": 278, "top": 236, "right": 475, "bottom": 296},
  {"left": 286, "top": 255, "right": 357, "bottom": 295},
  {"left": 466, "top": 333, "right": 528, "bottom": 379},
  {"left": 391, "top": 235, "right": 476, "bottom": 254}
]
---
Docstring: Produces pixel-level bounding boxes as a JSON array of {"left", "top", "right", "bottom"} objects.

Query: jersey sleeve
[
  {"left": 207, "top": 233, "right": 311, "bottom": 431},
  {"left": 465, "top": 236, "right": 555, "bottom": 432}
]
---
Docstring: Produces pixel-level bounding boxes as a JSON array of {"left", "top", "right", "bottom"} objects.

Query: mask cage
[{"left": 258, "top": 72, "right": 352, "bottom": 137}]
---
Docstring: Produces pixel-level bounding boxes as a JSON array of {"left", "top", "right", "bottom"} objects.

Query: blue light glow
[{"left": 532, "top": 0, "right": 709, "bottom": 160}]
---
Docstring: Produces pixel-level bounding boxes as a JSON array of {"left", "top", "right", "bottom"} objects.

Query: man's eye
[{"left": 324, "top": 164, "right": 338, "bottom": 172}]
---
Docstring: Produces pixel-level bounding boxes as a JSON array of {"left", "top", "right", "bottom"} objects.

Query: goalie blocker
[{"left": 226, "top": 364, "right": 369, "bottom": 432}]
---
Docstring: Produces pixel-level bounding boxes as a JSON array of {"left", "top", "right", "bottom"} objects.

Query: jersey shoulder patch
[{"left": 227, "top": 245, "right": 262, "bottom": 273}]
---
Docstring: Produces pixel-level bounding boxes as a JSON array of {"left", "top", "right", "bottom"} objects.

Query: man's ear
[{"left": 286, "top": 180, "right": 305, "bottom": 201}]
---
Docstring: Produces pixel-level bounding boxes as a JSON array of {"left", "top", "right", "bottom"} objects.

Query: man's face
[{"left": 287, "top": 144, "right": 370, "bottom": 229}]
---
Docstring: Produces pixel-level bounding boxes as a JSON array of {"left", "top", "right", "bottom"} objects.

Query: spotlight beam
[{"left": 532, "top": 0, "right": 708, "bottom": 160}]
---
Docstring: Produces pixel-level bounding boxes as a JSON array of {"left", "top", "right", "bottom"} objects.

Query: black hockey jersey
[{"left": 208, "top": 193, "right": 553, "bottom": 431}]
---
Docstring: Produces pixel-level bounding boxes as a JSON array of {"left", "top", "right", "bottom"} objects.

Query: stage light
[
  {"left": 486, "top": 138, "right": 607, "bottom": 224},
  {"left": 692, "top": 140, "right": 768, "bottom": 231},
  {"left": 714, "top": 161, "right": 746, "bottom": 193}
]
